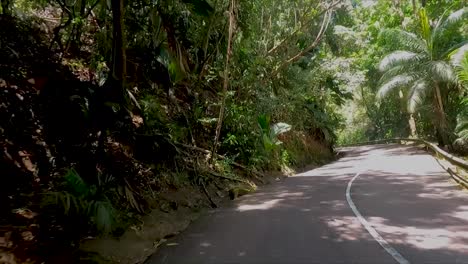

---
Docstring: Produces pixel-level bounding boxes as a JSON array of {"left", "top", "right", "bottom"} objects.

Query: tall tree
[
  {"left": 212, "top": 0, "right": 236, "bottom": 159},
  {"left": 376, "top": 8, "right": 467, "bottom": 146}
]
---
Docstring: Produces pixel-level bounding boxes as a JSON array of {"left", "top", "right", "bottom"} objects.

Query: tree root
[{"left": 201, "top": 182, "right": 217, "bottom": 208}]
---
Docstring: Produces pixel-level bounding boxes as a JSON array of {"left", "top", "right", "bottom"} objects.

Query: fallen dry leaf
[
  {"left": 12, "top": 208, "right": 38, "bottom": 220},
  {"left": 18, "top": 151, "right": 36, "bottom": 173},
  {"left": 21, "top": 231, "right": 34, "bottom": 242}
]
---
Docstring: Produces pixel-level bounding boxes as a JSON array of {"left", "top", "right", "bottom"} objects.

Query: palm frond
[
  {"left": 377, "top": 75, "right": 415, "bottom": 99},
  {"left": 379, "top": 64, "right": 421, "bottom": 84},
  {"left": 380, "top": 29, "right": 427, "bottom": 53},
  {"left": 428, "top": 61, "right": 457, "bottom": 84},
  {"left": 379, "top": 65, "right": 404, "bottom": 82},
  {"left": 456, "top": 102, "right": 468, "bottom": 140},
  {"left": 408, "top": 79, "right": 428, "bottom": 113},
  {"left": 379, "top": 51, "right": 424, "bottom": 72},
  {"left": 438, "top": 7, "right": 468, "bottom": 32},
  {"left": 419, "top": 8, "right": 431, "bottom": 44},
  {"left": 449, "top": 43, "right": 468, "bottom": 67},
  {"left": 457, "top": 53, "right": 468, "bottom": 85},
  {"left": 433, "top": 8, "right": 468, "bottom": 43}
]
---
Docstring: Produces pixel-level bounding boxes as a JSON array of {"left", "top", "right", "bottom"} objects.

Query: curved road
[{"left": 147, "top": 144, "right": 468, "bottom": 264}]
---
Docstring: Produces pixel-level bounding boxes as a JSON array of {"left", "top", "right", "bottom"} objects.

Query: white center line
[{"left": 346, "top": 171, "right": 410, "bottom": 264}]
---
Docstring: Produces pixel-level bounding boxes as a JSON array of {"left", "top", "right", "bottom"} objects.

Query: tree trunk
[
  {"left": 95, "top": 0, "right": 126, "bottom": 160},
  {"left": 434, "top": 83, "right": 450, "bottom": 147},
  {"left": 111, "top": 0, "right": 126, "bottom": 89},
  {"left": 1, "top": 0, "right": 11, "bottom": 15},
  {"left": 211, "top": 0, "right": 236, "bottom": 161},
  {"left": 409, "top": 113, "right": 417, "bottom": 138},
  {"left": 411, "top": 0, "right": 418, "bottom": 16}
]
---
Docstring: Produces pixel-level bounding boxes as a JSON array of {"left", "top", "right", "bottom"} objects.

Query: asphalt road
[{"left": 147, "top": 144, "right": 468, "bottom": 264}]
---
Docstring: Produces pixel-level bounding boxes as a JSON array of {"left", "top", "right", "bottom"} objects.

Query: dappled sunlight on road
[
  {"left": 326, "top": 213, "right": 468, "bottom": 252},
  {"left": 376, "top": 223, "right": 468, "bottom": 251},
  {"left": 149, "top": 144, "right": 468, "bottom": 264},
  {"left": 340, "top": 144, "right": 468, "bottom": 262},
  {"left": 319, "top": 199, "right": 347, "bottom": 211},
  {"left": 451, "top": 206, "right": 468, "bottom": 221},
  {"left": 236, "top": 199, "right": 283, "bottom": 212},
  {"left": 257, "top": 144, "right": 468, "bottom": 260},
  {"left": 322, "top": 216, "right": 367, "bottom": 241}
]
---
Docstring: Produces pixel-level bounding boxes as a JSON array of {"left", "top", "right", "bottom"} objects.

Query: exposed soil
[{"left": 78, "top": 169, "right": 295, "bottom": 264}]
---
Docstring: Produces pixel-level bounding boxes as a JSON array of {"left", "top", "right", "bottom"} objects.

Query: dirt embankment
[{"left": 79, "top": 170, "right": 301, "bottom": 264}]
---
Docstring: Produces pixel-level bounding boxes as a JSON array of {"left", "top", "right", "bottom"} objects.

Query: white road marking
[{"left": 346, "top": 171, "right": 410, "bottom": 264}]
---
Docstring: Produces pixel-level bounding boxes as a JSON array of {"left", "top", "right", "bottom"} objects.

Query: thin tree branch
[
  {"left": 267, "top": 1, "right": 341, "bottom": 56},
  {"left": 55, "top": 0, "right": 72, "bottom": 15},
  {"left": 85, "top": 0, "right": 100, "bottom": 18},
  {"left": 269, "top": 9, "right": 332, "bottom": 78}
]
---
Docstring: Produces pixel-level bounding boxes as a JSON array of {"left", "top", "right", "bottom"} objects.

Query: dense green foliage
[
  {"left": 336, "top": 0, "right": 467, "bottom": 150},
  {"left": 1, "top": 0, "right": 341, "bottom": 261},
  {"left": 0, "top": 0, "right": 467, "bottom": 262}
]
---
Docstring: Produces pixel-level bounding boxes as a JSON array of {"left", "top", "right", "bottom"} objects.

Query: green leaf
[
  {"left": 257, "top": 114, "right": 271, "bottom": 134},
  {"left": 419, "top": 8, "right": 431, "bottom": 45},
  {"left": 64, "top": 169, "right": 89, "bottom": 197}
]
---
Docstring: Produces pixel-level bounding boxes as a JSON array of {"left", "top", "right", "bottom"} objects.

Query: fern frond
[
  {"left": 48, "top": 191, "right": 81, "bottom": 215},
  {"left": 64, "top": 168, "right": 89, "bottom": 197}
]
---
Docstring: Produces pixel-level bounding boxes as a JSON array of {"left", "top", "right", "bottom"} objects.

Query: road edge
[{"left": 345, "top": 171, "right": 410, "bottom": 264}]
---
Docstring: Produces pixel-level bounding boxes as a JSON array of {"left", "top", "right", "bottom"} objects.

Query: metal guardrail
[{"left": 339, "top": 138, "right": 468, "bottom": 188}]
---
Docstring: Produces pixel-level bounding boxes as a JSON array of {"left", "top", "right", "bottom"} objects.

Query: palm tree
[
  {"left": 451, "top": 47, "right": 468, "bottom": 143},
  {"left": 376, "top": 7, "right": 467, "bottom": 146}
]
